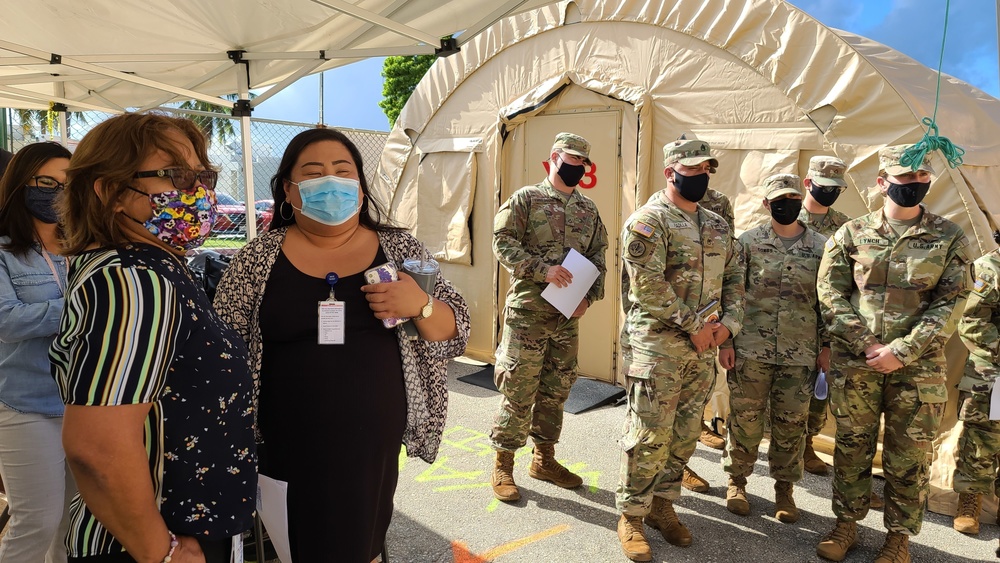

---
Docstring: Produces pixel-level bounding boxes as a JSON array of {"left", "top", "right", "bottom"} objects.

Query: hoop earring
[{"left": 279, "top": 200, "right": 294, "bottom": 221}]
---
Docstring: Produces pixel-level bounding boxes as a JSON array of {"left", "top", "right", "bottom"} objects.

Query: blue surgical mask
[{"left": 290, "top": 175, "right": 361, "bottom": 226}]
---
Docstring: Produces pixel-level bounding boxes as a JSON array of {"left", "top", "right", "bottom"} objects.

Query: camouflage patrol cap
[
  {"left": 763, "top": 173, "right": 803, "bottom": 200},
  {"left": 663, "top": 139, "right": 719, "bottom": 172},
  {"left": 552, "top": 132, "right": 591, "bottom": 164},
  {"left": 807, "top": 156, "right": 848, "bottom": 187},
  {"left": 879, "top": 144, "right": 935, "bottom": 176}
]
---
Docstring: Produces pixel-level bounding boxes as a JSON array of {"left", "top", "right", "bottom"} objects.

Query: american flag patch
[
  {"left": 631, "top": 221, "right": 655, "bottom": 238},
  {"left": 974, "top": 278, "right": 986, "bottom": 292}
]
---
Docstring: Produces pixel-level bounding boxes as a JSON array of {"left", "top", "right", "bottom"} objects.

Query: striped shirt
[{"left": 50, "top": 244, "right": 256, "bottom": 557}]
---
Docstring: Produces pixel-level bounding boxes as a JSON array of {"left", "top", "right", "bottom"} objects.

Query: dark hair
[
  {"left": 269, "top": 128, "right": 399, "bottom": 232},
  {"left": 60, "top": 113, "right": 211, "bottom": 255},
  {"left": 0, "top": 142, "right": 73, "bottom": 256}
]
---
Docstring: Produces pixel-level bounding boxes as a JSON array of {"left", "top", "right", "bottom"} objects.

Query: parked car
[
  {"left": 255, "top": 199, "right": 274, "bottom": 232},
  {"left": 213, "top": 193, "right": 271, "bottom": 235}
]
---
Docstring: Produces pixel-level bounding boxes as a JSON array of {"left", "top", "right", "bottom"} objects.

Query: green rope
[{"left": 900, "top": 0, "right": 965, "bottom": 171}]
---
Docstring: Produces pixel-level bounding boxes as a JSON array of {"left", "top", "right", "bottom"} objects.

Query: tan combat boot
[
  {"left": 774, "top": 481, "right": 799, "bottom": 523},
  {"left": 803, "top": 436, "right": 829, "bottom": 475},
  {"left": 816, "top": 520, "right": 857, "bottom": 561},
  {"left": 874, "top": 531, "right": 910, "bottom": 563},
  {"left": 953, "top": 492, "right": 982, "bottom": 535},
  {"left": 682, "top": 466, "right": 710, "bottom": 493},
  {"left": 617, "top": 514, "right": 652, "bottom": 562},
  {"left": 726, "top": 476, "right": 751, "bottom": 516},
  {"left": 699, "top": 421, "right": 726, "bottom": 450},
  {"left": 644, "top": 496, "right": 692, "bottom": 547},
  {"left": 528, "top": 443, "right": 583, "bottom": 488},
  {"left": 491, "top": 450, "right": 520, "bottom": 502}
]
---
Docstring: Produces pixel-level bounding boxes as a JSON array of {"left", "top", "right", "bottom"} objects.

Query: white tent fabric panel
[{"left": 0, "top": 0, "right": 558, "bottom": 112}]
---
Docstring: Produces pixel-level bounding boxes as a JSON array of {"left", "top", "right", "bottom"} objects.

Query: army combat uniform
[
  {"left": 724, "top": 220, "right": 827, "bottom": 483},
  {"left": 490, "top": 177, "right": 608, "bottom": 452},
  {"left": 817, "top": 207, "right": 971, "bottom": 536},
  {"left": 616, "top": 189, "right": 744, "bottom": 513},
  {"left": 799, "top": 205, "right": 851, "bottom": 441},
  {"left": 952, "top": 248, "right": 1000, "bottom": 531}
]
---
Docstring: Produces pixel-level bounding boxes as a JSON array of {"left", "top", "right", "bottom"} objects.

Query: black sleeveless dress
[{"left": 258, "top": 247, "right": 406, "bottom": 562}]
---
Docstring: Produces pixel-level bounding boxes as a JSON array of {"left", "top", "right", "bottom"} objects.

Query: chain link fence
[{"left": 2, "top": 109, "right": 388, "bottom": 253}]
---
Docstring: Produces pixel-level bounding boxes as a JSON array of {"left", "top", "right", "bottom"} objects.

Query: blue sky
[{"left": 251, "top": 0, "right": 1000, "bottom": 132}]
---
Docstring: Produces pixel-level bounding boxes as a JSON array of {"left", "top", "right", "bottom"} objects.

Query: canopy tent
[
  {"left": 0, "top": 0, "right": 558, "bottom": 235},
  {"left": 373, "top": 0, "right": 1000, "bottom": 519}
]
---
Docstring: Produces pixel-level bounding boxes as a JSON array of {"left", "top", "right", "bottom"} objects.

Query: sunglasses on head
[
  {"left": 133, "top": 168, "right": 218, "bottom": 192},
  {"left": 28, "top": 176, "right": 65, "bottom": 190}
]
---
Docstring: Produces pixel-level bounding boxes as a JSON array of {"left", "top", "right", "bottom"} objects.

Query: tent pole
[{"left": 233, "top": 52, "right": 257, "bottom": 241}]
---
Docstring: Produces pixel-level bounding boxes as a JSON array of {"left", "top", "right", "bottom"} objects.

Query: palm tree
[
  {"left": 178, "top": 93, "right": 256, "bottom": 148},
  {"left": 14, "top": 108, "right": 89, "bottom": 140}
]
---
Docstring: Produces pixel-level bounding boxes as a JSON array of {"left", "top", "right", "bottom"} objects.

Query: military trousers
[
  {"left": 489, "top": 307, "right": 579, "bottom": 452},
  {"left": 953, "top": 390, "right": 1000, "bottom": 495},
  {"left": 723, "top": 358, "right": 813, "bottom": 482},
  {"left": 829, "top": 362, "right": 946, "bottom": 535},
  {"left": 806, "top": 395, "right": 829, "bottom": 439},
  {"left": 615, "top": 346, "right": 715, "bottom": 515}
]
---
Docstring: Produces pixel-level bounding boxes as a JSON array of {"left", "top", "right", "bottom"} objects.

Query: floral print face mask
[{"left": 129, "top": 185, "right": 217, "bottom": 251}]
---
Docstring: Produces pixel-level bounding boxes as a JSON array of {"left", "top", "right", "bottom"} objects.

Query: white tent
[
  {"left": 373, "top": 0, "right": 1000, "bottom": 518},
  {"left": 0, "top": 0, "right": 558, "bottom": 234}
]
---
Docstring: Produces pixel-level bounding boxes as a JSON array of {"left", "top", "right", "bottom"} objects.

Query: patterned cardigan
[{"left": 213, "top": 227, "right": 470, "bottom": 463}]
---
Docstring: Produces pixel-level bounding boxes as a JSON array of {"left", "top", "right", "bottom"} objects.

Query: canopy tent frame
[{"left": 0, "top": 0, "right": 556, "bottom": 231}]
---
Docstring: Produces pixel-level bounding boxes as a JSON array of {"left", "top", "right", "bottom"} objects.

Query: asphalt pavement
[{"left": 383, "top": 360, "right": 997, "bottom": 563}]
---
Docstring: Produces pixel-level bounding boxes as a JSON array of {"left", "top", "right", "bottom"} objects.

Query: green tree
[
  {"left": 379, "top": 54, "right": 437, "bottom": 127},
  {"left": 179, "top": 95, "right": 241, "bottom": 148},
  {"left": 14, "top": 108, "right": 89, "bottom": 139}
]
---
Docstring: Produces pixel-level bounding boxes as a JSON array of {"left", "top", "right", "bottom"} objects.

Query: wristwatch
[{"left": 414, "top": 294, "right": 434, "bottom": 321}]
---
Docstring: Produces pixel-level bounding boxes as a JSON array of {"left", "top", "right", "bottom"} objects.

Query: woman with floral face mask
[
  {"left": 50, "top": 114, "right": 257, "bottom": 563},
  {"left": 0, "top": 141, "right": 75, "bottom": 563},
  {"left": 213, "top": 128, "right": 470, "bottom": 563}
]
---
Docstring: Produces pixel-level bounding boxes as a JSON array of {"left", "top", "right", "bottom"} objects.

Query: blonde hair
[{"left": 60, "top": 114, "right": 211, "bottom": 255}]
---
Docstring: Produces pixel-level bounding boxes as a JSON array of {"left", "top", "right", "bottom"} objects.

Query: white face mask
[{"left": 289, "top": 175, "right": 361, "bottom": 226}]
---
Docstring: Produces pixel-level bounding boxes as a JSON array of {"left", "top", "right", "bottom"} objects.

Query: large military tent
[{"left": 373, "top": 0, "right": 1000, "bottom": 519}]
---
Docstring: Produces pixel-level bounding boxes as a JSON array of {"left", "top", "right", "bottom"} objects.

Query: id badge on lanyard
[{"left": 318, "top": 272, "right": 345, "bottom": 345}]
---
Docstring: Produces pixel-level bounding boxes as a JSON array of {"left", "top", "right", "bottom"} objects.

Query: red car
[{"left": 213, "top": 194, "right": 272, "bottom": 235}]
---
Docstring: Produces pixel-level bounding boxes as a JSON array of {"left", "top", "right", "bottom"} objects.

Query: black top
[{"left": 257, "top": 247, "right": 406, "bottom": 562}]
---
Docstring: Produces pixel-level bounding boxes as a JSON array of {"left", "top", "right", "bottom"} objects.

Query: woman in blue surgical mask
[
  {"left": 214, "top": 127, "right": 470, "bottom": 563},
  {"left": 0, "top": 141, "right": 75, "bottom": 563}
]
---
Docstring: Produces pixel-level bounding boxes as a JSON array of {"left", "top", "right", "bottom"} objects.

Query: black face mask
[
  {"left": 556, "top": 158, "right": 586, "bottom": 188},
  {"left": 886, "top": 181, "right": 930, "bottom": 208},
  {"left": 769, "top": 198, "right": 802, "bottom": 225},
  {"left": 24, "top": 186, "right": 60, "bottom": 224},
  {"left": 809, "top": 185, "right": 841, "bottom": 207},
  {"left": 672, "top": 172, "right": 710, "bottom": 202}
]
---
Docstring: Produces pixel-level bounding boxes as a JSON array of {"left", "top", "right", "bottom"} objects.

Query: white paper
[
  {"left": 541, "top": 248, "right": 600, "bottom": 319},
  {"left": 990, "top": 383, "right": 1000, "bottom": 420},
  {"left": 231, "top": 534, "right": 243, "bottom": 563},
  {"left": 257, "top": 474, "right": 293, "bottom": 563}
]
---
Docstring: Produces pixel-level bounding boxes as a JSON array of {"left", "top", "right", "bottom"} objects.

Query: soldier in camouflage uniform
[
  {"left": 798, "top": 156, "right": 851, "bottom": 475},
  {"left": 723, "top": 174, "right": 829, "bottom": 524},
  {"left": 952, "top": 238, "right": 1000, "bottom": 536},
  {"left": 816, "top": 145, "right": 972, "bottom": 563},
  {"left": 489, "top": 132, "right": 608, "bottom": 503},
  {"left": 615, "top": 139, "right": 744, "bottom": 562},
  {"left": 675, "top": 185, "right": 735, "bottom": 493}
]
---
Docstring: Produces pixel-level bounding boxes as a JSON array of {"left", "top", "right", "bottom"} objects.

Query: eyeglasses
[
  {"left": 133, "top": 168, "right": 218, "bottom": 192},
  {"left": 28, "top": 176, "right": 65, "bottom": 190}
]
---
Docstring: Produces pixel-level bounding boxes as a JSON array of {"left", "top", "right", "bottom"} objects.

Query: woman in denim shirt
[{"left": 0, "top": 142, "right": 76, "bottom": 563}]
